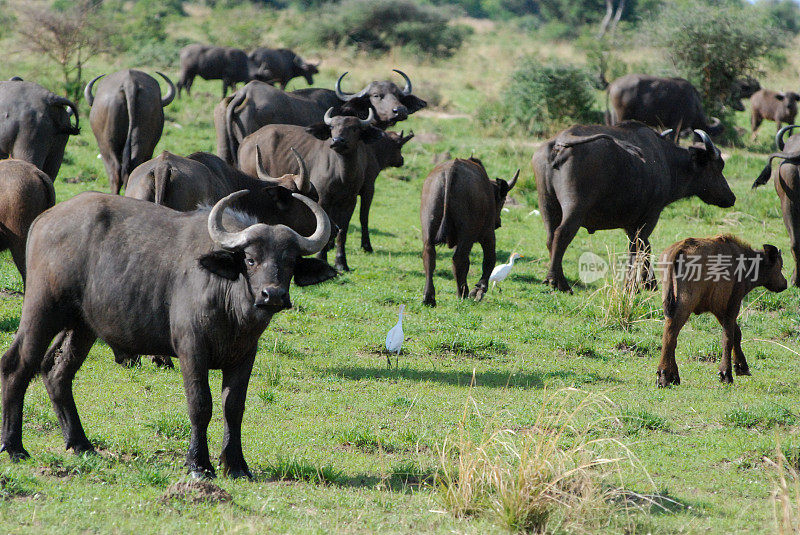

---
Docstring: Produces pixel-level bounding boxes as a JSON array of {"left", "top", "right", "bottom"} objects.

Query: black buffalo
[
  {"left": 177, "top": 44, "right": 272, "bottom": 98},
  {"left": 0, "top": 190, "right": 330, "bottom": 479},
  {"left": 247, "top": 48, "right": 319, "bottom": 90},
  {"left": 84, "top": 70, "right": 176, "bottom": 194},
  {"left": 0, "top": 80, "right": 79, "bottom": 179},
  {"left": 533, "top": 122, "right": 735, "bottom": 292}
]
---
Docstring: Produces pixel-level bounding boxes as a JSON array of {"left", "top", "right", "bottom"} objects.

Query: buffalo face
[
  {"left": 689, "top": 130, "right": 736, "bottom": 208},
  {"left": 336, "top": 70, "right": 427, "bottom": 127},
  {"left": 775, "top": 92, "right": 800, "bottom": 122},
  {"left": 761, "top": 244, "right": 788, "bottom": 293},
  {"left": 301, "top": 63, "right": 319, "bottom": 86},
  {"left": 380, "top": 130, "right": 415, "bottom": 168},
  {"left": 491, "top": 169, "right": 520, "bottom": 229},
  {"left": 306, "top": 108, "right": 383, "bottom": 154}
]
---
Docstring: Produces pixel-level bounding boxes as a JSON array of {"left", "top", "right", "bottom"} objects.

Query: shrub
[
  {"left": 309, "top": 0, "right": 471, "bottom": 57},
  {"left": 647, "top": 0, "right": 783, "bottom": 121},
  {"left": 492, "top": 58, "right": 600, "bottom": 136}
]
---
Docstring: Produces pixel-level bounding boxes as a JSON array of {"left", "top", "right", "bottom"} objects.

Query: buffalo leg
[
  {"left": 452, "top": 241, "right": 473, "bottom": 299},
  {"left": 359, "top": 184, "right": 375, "bottom": 253},
  {"left": 422, "top": 239, "right": 437, "bottom": 306},
  {"left": 334, "top": 199, "right": 357, "bottom": 272},
  {"left": 178, "top": 354, "right": 215, "bottom": 478},
  {"left": 545, "top": 210, "right": 581, "bottom": 292},
  {"left": 732, "top": 323, "right": 751, "bottom": 376},
  {"left": 469, "top": 233, "right": 495, "bottom": 302},
  {"left": 100, "top": 153, "right": 123, "bottom": 195},
  {"left": 41, "top": 327, "right": 97, "bottom": 454},
  {"left": 8, "top": 239, "right": 26, "bottom": 284},
  {"left": 1, "top": 315, "right": 62, "bottom": 459},
  {"left": 625, "top": 229, "right": 655, "bottom": 290},
  {"left": 219, "top": 349, "right": 256, "bottom": 479},
  {"left": 779, "top": 195, "right": 800, "bottom": 286},
  {"left": 658, "top": 308, "right": 689, "bottom": 387},
  {"left": 751, "top": 113, "right": 762, "bottom": 140},
  {"left": 717, "top": 316, "right": 737, "bottom": 384},
  {"left": 538, "top": 192, "right": 562, "bottom": 254}
]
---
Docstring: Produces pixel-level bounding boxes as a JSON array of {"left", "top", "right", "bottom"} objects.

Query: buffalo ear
[
  {"left": 360, "top": 127, "right": 385, "bottom": 144},
  {"left": 793, "top": 94, "right": 800, "bottom": 102},
  {"left": 199, "top": 250, "right": 244, "bottom": 281},
  {"left": 763, "top": 244, "right": 781, "bottom": 264},
  {"left": 494, "top": 179, "right": 510, "bottom": 201},
  {"left": 305, "top": 123, "right": 331, "bottom": 140},
  {"left": 688, "top": 146, "right": 710, "bottom": 169},
  {"left": 293, "top": 257, "right": 338, "bottom": 286},
  {"left": 401, "top": 94, "right": 427, "bottom": 113}
]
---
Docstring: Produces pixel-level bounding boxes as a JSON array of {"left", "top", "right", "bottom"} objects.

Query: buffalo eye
[{"left": 246, "top": 257, "right": 256, "bottom": 267}]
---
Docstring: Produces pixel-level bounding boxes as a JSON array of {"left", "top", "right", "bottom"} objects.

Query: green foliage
[
  {"left": 147, "top": 414, "right": 191, "bottom": 440},
  {"left": 263, "top": 457, "right": 345, "bottom": 485},
  {"left": 308, "top": 0, "right": 471, "bottom": 57},
  {"left": 620, "top": 408, "right": 670, "bottom": 435},
  {"left": 755, "top": 0, "right": 800, "bottom": 35},
  {"left": 648, "top": 0, "right": 783, "bottom": 117},
  {"left": 724, "top": 403, "right": 796, "bottom": 430},
  {"left": 487, "top": 58, "right": 599, "bottom": 136}
]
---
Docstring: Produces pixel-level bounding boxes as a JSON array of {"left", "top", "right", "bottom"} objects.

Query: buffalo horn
[
  {"left": 335, "top": 72, "right": 368, "bottom": 101},
  {"left": 256, "top": 146, "right": 279, "bottom": 182},
  {"left": 400, "top": 130, "right": 415, "bottom": 145},
  {"left": 208, "top": 191, "right": 268, "bottom": 251},
  {"left": 693, "top": 129, "right": 715, "bottom": 155},
  {"left": 323, "top": 107, "right": 334, "bottom": 126},
  {"left": 84, "top": 74, "right": 105, "bottom": 107},
  {"left": 286, "top": 193, "right": 331, "bottom": 255},
  {"left": 156, "top": 71, "right": 176, "bottom": 107},
  {"left": 659, "top": 129, "right": 674, "bottom": 139},
  {"left": 393, "top": 69, "right": 412, "bottom": 95},
  {"left": 360, "top": 108, "right": 375, "bottom": 127},
  {"left": 508, "top": 169, "right": 520, "bottom": 190},
  {"left": 775, "top": 124, "right": 800, "bottom": 151},
  {"left": 290, "top": 147, "right": 310, "bottom": 193}
]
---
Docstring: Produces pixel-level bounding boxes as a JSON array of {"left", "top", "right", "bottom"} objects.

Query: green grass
[{"left": 0, "top": 9, "right": 798, "bottom": 535}]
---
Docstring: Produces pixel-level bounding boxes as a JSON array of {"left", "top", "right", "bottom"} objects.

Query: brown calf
[
  {"left": 657, "top": 235, "right": 787, "bottom": 387},
  {"left": 0, "top": 159, "right": 55, "bottom": 282},
  {"left": 750, "top": 89, "right": 800, "bottom": 140}
]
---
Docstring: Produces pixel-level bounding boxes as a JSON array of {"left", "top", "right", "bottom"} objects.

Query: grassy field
[{"left": 0, "top": 13, "right": 799, "bottom": 534}]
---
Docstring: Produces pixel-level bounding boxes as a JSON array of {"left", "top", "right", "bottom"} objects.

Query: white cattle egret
[
  {"left": 385, "top": 304, "right": 405, "bottom": 367},
  {"left": 490, "top": 253, "right": 523, "bottom": 292}
]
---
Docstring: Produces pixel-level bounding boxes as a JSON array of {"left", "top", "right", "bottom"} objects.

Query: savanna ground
[{"left": 0, "top": 9, "right": 799, "bottom": 534}]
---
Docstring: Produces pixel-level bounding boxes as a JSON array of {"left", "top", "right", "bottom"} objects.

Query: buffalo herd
[{"left": 0, "top": 41, "right": 797, "bottom": 477}]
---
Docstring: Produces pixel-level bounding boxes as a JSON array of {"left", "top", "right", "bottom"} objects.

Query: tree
[{"left": 14, "top": 0, "right": 111, "bottom": 100}]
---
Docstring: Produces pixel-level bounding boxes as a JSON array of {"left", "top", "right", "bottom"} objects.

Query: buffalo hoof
[
  {"left": 643, "top": 278, "right": 658, "bottom": 292},
  {"left": 656, "top": 369, "right": 680, "bottom": 387},
  {"left": 335, "top": 263, "right": 350, "bottom": 273},
  {"left": 422, "top": 297, "right": 436, "bottom": 307},
  {"left": 0, "top": 443, "right": 30, "bottom": 461},
  {"left": 189, "top": 467, "right": 216, "bottom": 480},
  {"left": 223, "top": 466, "right": 253, "bottom": 480},
  {"left": 115, "top": 352, "right": 141, "bottom": 367},
  {"left": 718, "top": 370, "right": 734, "bottom": 384},
  {"left": 545, "top": 277, "right": 572, "bottom": 294},
  {"left": 151, "top": 355, "right": 175, "bottom": 369},
  {"left": 361, "top": 242, "right": 373, "bottom": 253},
  {"left": 66, "top": 441, "right": 96, "bottom": 455},
  {"left": 734, "top": 364, "right": 751, "bottom": 376},
  {"left": 791, "top": 271, "right": 799, "bottom": 287},
  {"left": 469, "top": 286, "right": 486, "bottom": 302}
]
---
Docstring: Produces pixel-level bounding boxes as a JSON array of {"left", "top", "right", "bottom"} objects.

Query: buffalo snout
[
  {"left": 392, "top": 105, "right": 409, "bottom": 121},
  {"left": 256, "top": 287, "right": 292, "bottom": 310},
  {"left": 330, "top": 137, "right": 348, "bottom": 152}
]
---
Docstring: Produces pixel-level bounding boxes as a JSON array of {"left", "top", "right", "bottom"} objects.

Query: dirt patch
[{"left": 161, "top": 481, "right": 232, "bottom": 504}]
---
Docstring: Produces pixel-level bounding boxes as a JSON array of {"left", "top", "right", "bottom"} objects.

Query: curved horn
[
  {"left": 775, "top": 124, "right": 800, "bottom": 151},
  {"left": 324, "top": 107, "right": 334, "bottom": 126},
  {"left": 360, "top": 108, "right": 375, "bottom": 127},
  {"left": 256, "top": 146, "right": 279, "bottom": 182},
  {"left": 83, "top": 74, "right": 104, "bottom": 107},
  {"left": 286, "top": 193, "right": 331, "bottom": 255},
  {"left": 659, "top": 128, "right": 674, "bottom": 139},
  {"left": 8, "top": 76, "right": 23, "bottom": 81},
  {"left": 335, "top": 72, "right": 368, "bottom": 102},
  {"left": 156, "top": 71, "right": 176, "bottom": 107},
  {"left": 707, "top": 117, "right": 721, "bottom": 129},
  {"left": 51, "top": 95, "right": 80, "bottom": 134},
  {"left": 508, "top": 169, "right": 520, "bottom": 190},
  {"left": 208, "top": 190, "right": 267, "bottom": 251},
  {"left": 290, "top": 147, "right": 310, "bottom": 192},
  {"left": 401, "top": 130, "right": 415, "bottom": 145},
  {"left": 693, "top": 129, "right": 715, "bottom": 154},
  {"left": 393, "top": 69, "right": 412, "bottom": 95}
]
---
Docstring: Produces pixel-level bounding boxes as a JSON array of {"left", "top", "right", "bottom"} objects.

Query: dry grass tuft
[
  {"left": 594, "top": 243, "right": 659, "bottom": 331},
  {"left": 435, "top": 387, "right": 650, "bottom": 533},
  {"left": 767, "top": 445, "right": 800, "bottom": 534}
]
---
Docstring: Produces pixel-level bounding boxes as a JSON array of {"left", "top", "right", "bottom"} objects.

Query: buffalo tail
[
  {"left": 225, "top": 92, "right": 248, "bottom": 166},
  {"left": 153, "top": 163, "right": 172, "bottom": 205},
  {"left": 433, "top": 168, "right": 452, "bottom": 245},
  {"left": 121, "top": 80, "right": 137, "bottom": 190},
  {"left": 662, "top": 253, "right": 681, "bottom": 319}
]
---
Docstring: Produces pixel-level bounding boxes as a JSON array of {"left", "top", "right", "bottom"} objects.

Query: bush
[
  {"left": 648, "top": 0, "right": 783, "bottom": 117},
  {"left": 309, "top": 0, "right": 471, "bottom": 57},
  {"left": 489, "top": 58, "right": 599, "bottom": 136}
]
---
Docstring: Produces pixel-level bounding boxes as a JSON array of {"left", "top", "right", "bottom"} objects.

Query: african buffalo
[
  {"left": 215, "top": 70, "right": 425, "bottom": 165},
  {"left": 749, "top": 89, "right": 799, "bottom": 140},
  {"left": 0, "top": 80, "right": 79, "bottom": 179},
  {"left": 533, "top": 122, "right": 735, "bottom": 292},
  {"left": 359, "top": 130, "right": 414, "bottom": 252},
  {"left": 0, "top": 159, "right": 55, "bottom": 281},
  {"left": 0, "top": 190, "right": 330, "bottom": 479},
  {"left": 84, "top": 70, "right": 176, "bottom": 195},
  {"left": 420, "top": 158, "right": 518, "bottom": 306},
  {"left": 658, "top": 235, "right": 786, "bottom": 386},
  {"left": 247, "top": 48, "right": 319, "bottom": 89},
  {"left": 238, "top": 108, "right": 383, "bottom": 272},
  {"left": 177, "top": 44, "right": 272, "bottom": 98},
  {"left": 730, "top": 77, "right": 761, "bottom": 111},
  {"left": 752, "top": 124, "right": 800, "bottom": 286},
  {"left": 607, "top": 74, "right": 723, "bottom": 136}
]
